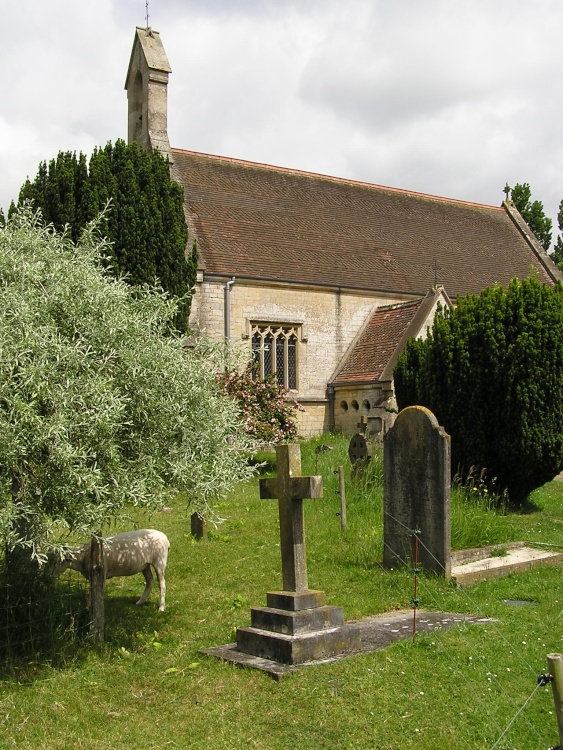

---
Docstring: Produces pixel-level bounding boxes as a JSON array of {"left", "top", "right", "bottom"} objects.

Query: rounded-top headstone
[{"left": 383, "top": 406, "right": 451, "bottom": 576}]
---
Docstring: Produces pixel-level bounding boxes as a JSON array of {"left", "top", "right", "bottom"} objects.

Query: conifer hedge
[
  {"left": 13, "top": 140, "right": 197, "bottom": 333},
  {"left": 394, "top": 277, "right": 563, "bottom": 504}
]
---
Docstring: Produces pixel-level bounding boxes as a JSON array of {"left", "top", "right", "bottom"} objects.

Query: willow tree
[{"left": 0, "top": 208, "right": 255, "bottom": 564}]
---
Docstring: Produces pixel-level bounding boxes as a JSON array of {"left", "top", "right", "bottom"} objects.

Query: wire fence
[
  {"left": 378, "top": 511, "right": 554, "bottom": 749},
  {"left": 0, "top": 564, "right": 89, "bottom": 668}
]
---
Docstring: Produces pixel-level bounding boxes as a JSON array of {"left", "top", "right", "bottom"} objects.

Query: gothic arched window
[{"left": 251, "top": 324, "right": 299, "bottom": 390}]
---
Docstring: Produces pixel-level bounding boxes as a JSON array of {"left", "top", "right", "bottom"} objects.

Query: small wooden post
[
  {"left": 191, "top": 511, "right": 207, "bottom": 540},
  {"left": 89, "top": 533, "right": 105, "bottom": 643},
  {"left": 338, "top": 466, "right": 347, "bottom": 532},
  {"left": 547, "top": 653, "right": 563, "bottom": 745}
]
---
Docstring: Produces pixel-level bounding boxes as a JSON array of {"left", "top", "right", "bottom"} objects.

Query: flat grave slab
[
  {"left": 202, "top": 609, "right": 493, "bottom": 679},
  {"left": 451, "top": 542, "right": 563, "bottom": 586}
]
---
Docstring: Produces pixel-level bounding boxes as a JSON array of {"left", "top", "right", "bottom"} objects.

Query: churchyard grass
[{"left": 1, "top": 435, "right": 563, "bottom": 749}]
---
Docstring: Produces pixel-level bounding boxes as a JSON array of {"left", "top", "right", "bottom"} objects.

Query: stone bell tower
[{"left": 125, "top": 27, "right": 172, "bottom": 161}]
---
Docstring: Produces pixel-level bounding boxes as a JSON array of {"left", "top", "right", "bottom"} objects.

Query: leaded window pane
[
  {"left": 251, "top": 333, "right": 261, "bottom": 378},
  {"left": 276, "top": 336, "right": 285, "bottom": 386},
  {"left": 287, "top": 335, "right": 297, "bottom": 390},
  {"left": 250, "top": 323, "right": 299, "bottom": 390},
  {"left": 263, "top": 333, "right": 274, "bottom": 376}
]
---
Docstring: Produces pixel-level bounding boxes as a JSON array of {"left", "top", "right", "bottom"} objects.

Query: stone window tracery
[{"left": 251, "top": 324, "right": 299, "bottom": 390}]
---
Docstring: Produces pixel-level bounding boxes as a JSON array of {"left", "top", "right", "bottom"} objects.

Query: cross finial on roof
[
  {"left": 145, "top": 0, "right": 150, "bottom": 30},
  {"left": 503, "top": 183, "right": 511, "bottom": 202}
]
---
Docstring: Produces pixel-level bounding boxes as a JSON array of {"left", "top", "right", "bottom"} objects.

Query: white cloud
[{"left": 1, "top": 0, "right": 562, "bottom": 237}]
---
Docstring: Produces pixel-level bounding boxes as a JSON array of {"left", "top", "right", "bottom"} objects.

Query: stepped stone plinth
[
  {"left": 236, "top": 589, "right": 360, "bottom": 665},
  {"left": 204, "top": 445, "right": 360, "bottom": 673}
]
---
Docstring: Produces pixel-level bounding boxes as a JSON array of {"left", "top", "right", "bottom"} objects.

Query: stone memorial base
[
  {"left": 203, "top": 608, "right": 492, "bottom": 679},
  {"left": 204, "top": 589, "right": 360, "bottom": 673},
  {"left": 451, "top": 542, "right": 563, "bottom": 586},
  {"left": 236, "top": 590, "right": 360, "bottom": 665}
]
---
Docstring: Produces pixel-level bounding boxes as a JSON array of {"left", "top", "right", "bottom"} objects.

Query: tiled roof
[
  {"left": 331, "top": 298, "right": 425, "bottom": 385},
  {"left": 170, "top": 149, "right": 559, "bottom": 297}
]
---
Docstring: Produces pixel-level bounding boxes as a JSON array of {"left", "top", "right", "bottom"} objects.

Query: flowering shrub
[{"left": 218, "top": 367, "right": 304, "bottom": 444}]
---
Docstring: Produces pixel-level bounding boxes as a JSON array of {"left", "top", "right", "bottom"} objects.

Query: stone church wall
[
  {"left": 334, "top": 384, "right": 397, "bottom": 438},
  {"left": 189, "top": 276, "right": 406, "bottom": 437}
]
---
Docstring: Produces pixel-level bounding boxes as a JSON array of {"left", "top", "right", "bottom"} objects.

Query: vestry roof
[
  {"left": 170, "top": 148, "right": 560, "bottom": 298},
  {"left": 331, "top": 298, "right": 426, "bottom": 386}
]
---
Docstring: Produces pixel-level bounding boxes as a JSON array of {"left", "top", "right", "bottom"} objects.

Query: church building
[{"left": 125, "top": 27, "right": 562, "bottom": 438}]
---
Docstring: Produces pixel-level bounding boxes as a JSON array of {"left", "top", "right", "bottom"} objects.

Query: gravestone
[
  {"left": 234, "top": 443, "right": 361, "bottom": 665},
  {"left": 348, "top": 432, "right": 370, "bottom": 467},
  {"left": 383, "top": 406, "right": 451, "bottom": 576}
]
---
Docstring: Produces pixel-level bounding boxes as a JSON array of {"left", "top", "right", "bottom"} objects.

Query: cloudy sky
[{"left": 3, "top": 0, "right": 562, "bottom": 246}]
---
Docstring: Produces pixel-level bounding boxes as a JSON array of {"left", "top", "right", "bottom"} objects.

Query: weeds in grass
[{"left": 451, "top": 465, "right": 513, "bottom": 550}]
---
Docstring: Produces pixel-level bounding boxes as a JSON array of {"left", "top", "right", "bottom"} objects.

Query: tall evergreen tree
[
  {"left": 394, "top": 277, "right": 563, "bottom": 505},
  {"left": 14, "top": 140, "right": 196, "bottom": 332},
  {"left": 509, "top": 182, "right": 553, "bottom": 251},
  {"left": 551, "top": 199, "right": 563, "bottom": 270}
]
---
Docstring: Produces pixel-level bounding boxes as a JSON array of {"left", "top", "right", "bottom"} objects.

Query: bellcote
[{"left": 125, "top": 27, "right": 172, "bottom": 161}]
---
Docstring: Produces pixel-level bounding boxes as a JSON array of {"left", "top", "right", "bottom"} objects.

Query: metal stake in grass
[
  {"left": 334, "top": 466, "right": 347, "bottom": 532},
  {"left": 412, "top": 525, "right": 421, "bottom": 641}
]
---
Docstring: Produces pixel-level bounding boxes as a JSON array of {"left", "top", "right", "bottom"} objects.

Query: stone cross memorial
[
  {"left": 258, "top": 443, "right": 322, "bottom": 593},
  {"left": 234, "top": 443, "right": 361, "bottom": 667},
  {"left": 204, "top": 440, "right": 494, "bottom": 676}
]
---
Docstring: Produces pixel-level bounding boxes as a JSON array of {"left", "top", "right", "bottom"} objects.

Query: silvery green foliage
[{"left": 0, "top": 208, "right": 257, "bottom": 560}]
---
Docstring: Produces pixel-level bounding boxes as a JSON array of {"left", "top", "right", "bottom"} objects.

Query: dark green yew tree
[
  {"left": 394, "top": 277, "right": 563, "bottom": 505},
  {"left": 14, "top": 140, "right": 196, "bottom": 333}
]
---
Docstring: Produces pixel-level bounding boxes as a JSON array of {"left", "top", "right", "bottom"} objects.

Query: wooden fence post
[
  {"left": 547, "top": 653, "right": 563, "bottom": 746},
  {"left": 89, "top": 533, "right": 105, "bottom": 643},
  {"left": 338, "top": 466, "right": 347, "bottom": 532},
  {"left": 191, "top": 511, "right": 207, "bottom": 540}
]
